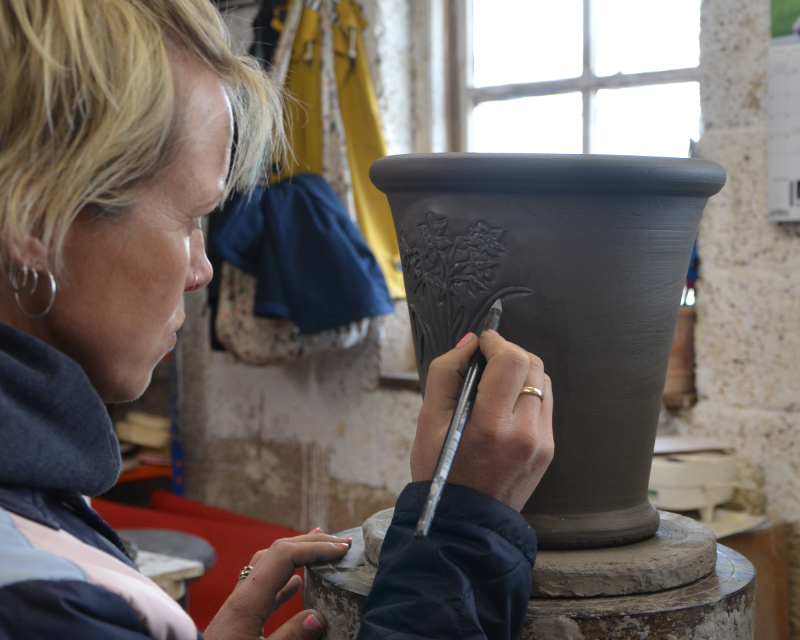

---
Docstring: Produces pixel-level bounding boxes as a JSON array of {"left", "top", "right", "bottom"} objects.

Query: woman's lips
[
  {"left": 162, "top": 332, "right": 178, "bottom": 352},
  {"left": 165, "top": 315, "right": 186, "bottom": 339}
]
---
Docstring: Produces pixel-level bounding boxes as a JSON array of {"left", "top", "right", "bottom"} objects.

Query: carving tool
[{"left": 415, "top": 298, "right": 503, "bottom": 539}]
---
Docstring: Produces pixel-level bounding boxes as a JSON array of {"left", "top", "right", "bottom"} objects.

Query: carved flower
[
  {"left": 399, "top": 232, "right": 422, "bottom": 280},
  {"left": 458, "top": 221, "right": 505, "bottom": 257},
  {"left": 450, "top": 250, "right": 498, "bottom": 295},
  {"left": 452, "top": 250, "right": 497, "bottom": 278},
  {"left": 418, "top": 212, "right": 453, "bottom": 254},
  {"left": 470, "top": 250, "right": 498, "bottom": 282}
]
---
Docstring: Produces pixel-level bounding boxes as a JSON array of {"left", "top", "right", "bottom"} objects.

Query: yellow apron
[{"left": 274, "top": 0, "right": 404, "bottom": 299}]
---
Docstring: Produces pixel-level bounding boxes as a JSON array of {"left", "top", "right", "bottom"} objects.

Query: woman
[{"left": 0, "top": 1, "right": 554, "bottom": 639}]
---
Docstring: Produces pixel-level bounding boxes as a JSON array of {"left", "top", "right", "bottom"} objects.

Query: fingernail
[
  {"left": 456, "top": 332, "right": 474, "bottom": 348},
  {"left": 309, "top": 527, "right": 322, "bottom": 534},
  {"left": 334, "top": 542, "right": 349, "bottom": 549},
  {"left": 337, "top": 537, "right": 352, "bottom": 546},
  {"left": 485, "top": 329, "right": 499, "bottom": 336},
  {"left": 303, "top": 613, "right": 323, "bottom": 635}
]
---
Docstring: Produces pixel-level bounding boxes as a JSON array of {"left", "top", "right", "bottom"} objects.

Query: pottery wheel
[
  {"left": 361, "top": 508, "right": 717, "bottom": 598},
  {"left": 306, "top": 524, "right": 753, "bottom": 640}
]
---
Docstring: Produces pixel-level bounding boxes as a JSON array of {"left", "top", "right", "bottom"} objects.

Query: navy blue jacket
[
  {"left": 213, "top": 175, "right": 394, "bottom": 334},
  {"left": 358, "top": 482, "right": 536, "bottom": 639},
  {"left": 0, "top": 322, "right": 537, "bottom": 639},
  {"left": 0, "top": 323, "right": 201, "bottom": 640}
]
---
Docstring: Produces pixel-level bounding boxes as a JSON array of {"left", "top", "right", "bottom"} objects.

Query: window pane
[
  {"left": 593, "top": 82, "right": 700, "bottom": 157},
  {"left": 594, "top": 0, "right": 700, "bottom": 76},
  {"left": 472, "top": 93, "right": 583, "bottom": 154},
  {"left": 472, "top": 0, "right": 583, "bottom": 88}
]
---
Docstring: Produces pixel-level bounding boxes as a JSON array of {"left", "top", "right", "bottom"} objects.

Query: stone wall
[
  {"left": 181, "top": 0, "right": 424, "bottom": 535},
  {"left": 181, "top": 312, "right": 421, "bottom": 534},
  {"left": 685, "top": 0, "right": 800, "bottom": 634}
]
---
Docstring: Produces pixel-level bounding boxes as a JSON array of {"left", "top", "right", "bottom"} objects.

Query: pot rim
[{"left": 370, "top": 153, "right": 727, "bottom": 198}]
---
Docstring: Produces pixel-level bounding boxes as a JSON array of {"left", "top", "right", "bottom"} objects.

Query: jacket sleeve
[
  {"left": 356, "top": 482, "right": 537, "bottom": 640},
  {"left": 0, "top": 580, "right": 204, "bottom": 640}
]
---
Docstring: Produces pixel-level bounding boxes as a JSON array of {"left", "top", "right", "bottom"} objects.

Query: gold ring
[
  {"left": 238, "top": 565, "right": 254, "bottom": 580},
  {"left": 520, "top": 386, "right": 543, "bottom": 400}
]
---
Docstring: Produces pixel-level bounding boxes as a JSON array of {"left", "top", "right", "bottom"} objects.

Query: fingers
[
  {"left": 473, "top": 330, "right": 533, "bottom": 423},
  {"left": 460, "top": 331, "right": 554, "bottom": 509},
  {"left": 244, "top": 532, "right": 351, "bottom": 568},
  {"left": 512, "top": 351, "right": 547, "bottom": 416},
  {"left": 534, "top": 375, "right": 555, "bottom": 480},
  {"left": 267, "top": 610, "right": 326, "bottom": 640},
  {"left": 272, "top": 574, "right": 302, "bottom": 612},
  {"left": 411, "top": 332, "right": 481, "bottom": 482},
  {"left": 220, "top": 533, "right": 350, "bottom": 627},
  {"left": 422, "top": 331, "right": 480, "bottom": 417},
  {"left": 208, "top": 534, "right": 350, "bottom": 639},
  {"left": 507, "top": 349, "right": 554, "bottom": 476},
  {"left": 241, "top": 536, "right": 351, "bottom": 611},
  {"left": 412, "top": 324, "right": 555, "bottom": 509},
  {"left": 268, "top": 528, "right": 333, "bottom": 611},
  {"left": 539, "top": 374, "right": 554, "bottom": 449}
]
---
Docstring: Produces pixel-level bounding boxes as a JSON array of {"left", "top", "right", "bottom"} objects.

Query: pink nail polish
[
  {"left": 309, "top": 527, "right": 322, "bottom": 534},
  {"left": 335, "top": 542, "right": 349, "bottom": 548},
  {"left": 338, "top": 537, "right": 352, "bottom": 546},
  {"left": 303, "top": 613, "right": 323, "bottom": 635},
  {"left": 456, "top": 332, "right": 474, "bottom": 348},
  {"left": 485, "top": 329, "right": 500, "bottom": 336}
]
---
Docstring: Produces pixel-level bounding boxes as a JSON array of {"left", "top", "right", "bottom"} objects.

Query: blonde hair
[{"left": 0, "top": 0, "right": 284, "bottom": 270}]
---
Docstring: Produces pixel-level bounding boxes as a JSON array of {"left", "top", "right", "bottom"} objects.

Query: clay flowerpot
[{"left": 371, "top": 153, "right": 726, "bottom": 550}]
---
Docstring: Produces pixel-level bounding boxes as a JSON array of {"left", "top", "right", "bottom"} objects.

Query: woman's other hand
[
  {"left": 411, "top": 330, "right": 555, "bottom": 512},
  {"left": 203, "top": 531, "right": 351, "bottom": 640}
]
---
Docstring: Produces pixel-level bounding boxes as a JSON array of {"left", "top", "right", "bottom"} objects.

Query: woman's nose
[{"left": 185, "top": 234, "right": 213, "bottom": 292}]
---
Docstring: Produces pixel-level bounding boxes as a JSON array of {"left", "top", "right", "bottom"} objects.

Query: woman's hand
[
  {"left": 203, "top": 531, "right": 352, "bottom": 640},
  {"left": 411, "top": 330, "right": 555, "bottom": 511}
]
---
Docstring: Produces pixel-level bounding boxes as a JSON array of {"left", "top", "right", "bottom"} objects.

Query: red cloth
[
  {"left": 149, "top": 490, "right": 273, "bottom": 528},
  {"left": 93, "top": 494, "right": 304, "bottom": 635}
]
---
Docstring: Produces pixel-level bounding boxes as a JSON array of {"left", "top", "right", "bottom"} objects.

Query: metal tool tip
[{"left": 491, "top": 298, "right": 502, "bottom": 311}]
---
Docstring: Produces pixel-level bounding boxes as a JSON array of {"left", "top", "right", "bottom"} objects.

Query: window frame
[{"left": 446, "top": 0, "right": 701, "bottom": 153}]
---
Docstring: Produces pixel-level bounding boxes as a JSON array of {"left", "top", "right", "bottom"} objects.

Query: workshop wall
[
  {"left": 682, "top": 0, "right": 800, "bottom": 633},
  {"left": 180, "top": 0, "right": 423, "bottom": 535}
]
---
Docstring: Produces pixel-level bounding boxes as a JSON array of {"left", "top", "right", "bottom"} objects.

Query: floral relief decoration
[{"left": 399, "top": 212, "right": 533, "bottom": 373}]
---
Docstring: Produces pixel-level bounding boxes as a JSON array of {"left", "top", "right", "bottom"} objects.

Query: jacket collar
[{"left": 0, "top": 322, "right": 121, "bottom": 496}]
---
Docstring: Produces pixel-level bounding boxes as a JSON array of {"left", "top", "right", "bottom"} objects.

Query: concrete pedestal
[{"left": 304, "top": 512, "right": 756, "bottom": 640}]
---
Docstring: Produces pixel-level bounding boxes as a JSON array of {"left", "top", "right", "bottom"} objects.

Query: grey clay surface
[{"left": 370, "top": 153, "right": 726, "bottom": 549}]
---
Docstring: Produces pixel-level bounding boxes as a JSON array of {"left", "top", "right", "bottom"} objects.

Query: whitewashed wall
[{"left": 682, "top": 0, "right": 800, "bottom": 633}]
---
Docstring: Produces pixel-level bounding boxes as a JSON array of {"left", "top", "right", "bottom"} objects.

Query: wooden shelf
[
  {"left": 663, "top": 392, "right": 697, "bottom": 410},
  {"left": 379, "top": 371, "right": 421, "bottom": 392}
]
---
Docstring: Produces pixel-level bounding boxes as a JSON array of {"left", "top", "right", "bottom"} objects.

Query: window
[{"left": 448, "top": 0, "right": 702, "bottom": 157}]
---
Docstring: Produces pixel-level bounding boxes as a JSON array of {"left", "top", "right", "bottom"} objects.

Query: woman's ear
[{"left": 8, "top": 236, "right": 48, "bottom": 271}]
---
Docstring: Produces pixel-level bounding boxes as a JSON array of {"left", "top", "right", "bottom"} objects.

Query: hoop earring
[
  {"left": 8, "top": 263, "right": 37, "bottom": 298},
  {"left": 9, "top": 263, "right": 57, "bottom": 319}
]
